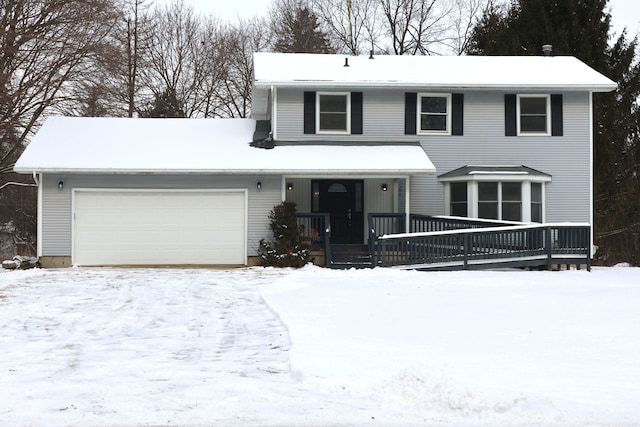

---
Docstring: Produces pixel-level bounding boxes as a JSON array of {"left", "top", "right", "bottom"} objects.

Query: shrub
[{"left": 258, "top": 201, "right": 309, "bottom": 267}]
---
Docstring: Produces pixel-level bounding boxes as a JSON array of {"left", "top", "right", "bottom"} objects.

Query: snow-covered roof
[
  {"left": 14, "top": 117, "right": 435, "bottom": 175},
  {"left": 253, "top": 52, "right": 617, "bottom": 92},
  {"left": 438, "top": 165, "right": 552, "bottom": 180}
]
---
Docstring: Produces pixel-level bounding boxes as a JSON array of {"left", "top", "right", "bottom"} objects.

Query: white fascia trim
[
  {"left": 254, "top": 81, "right": 618, "bottom": 92},
  {"left": 16, "top": 169, "right": 436, "bottom": 176}
]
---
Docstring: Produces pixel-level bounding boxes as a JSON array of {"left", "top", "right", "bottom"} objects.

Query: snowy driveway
[{"left": 0, "top": 268, "right": 301, "bottom": 426}]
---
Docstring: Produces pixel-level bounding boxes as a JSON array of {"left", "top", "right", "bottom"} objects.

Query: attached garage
[{"left": 73, "top": 189, "right": 247, "bottom": 266}]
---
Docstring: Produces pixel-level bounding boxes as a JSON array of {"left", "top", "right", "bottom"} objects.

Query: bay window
[{"left": 440, "top": 166, "right": 550, "bottom": 223}]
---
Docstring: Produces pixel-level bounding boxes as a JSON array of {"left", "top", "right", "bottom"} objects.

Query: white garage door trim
[{"left": 72, "top": 188, "right": 248, "bottom": 266}]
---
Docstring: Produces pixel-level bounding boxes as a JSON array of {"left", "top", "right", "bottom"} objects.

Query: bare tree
[
  {"left": 379, "top": 0, "right": 453, "bottom": 55},
  {"left": 215, "top": 16, "right": 271, "bottom": 118},
  {"left": 0, "top": 0, "right": 118, "bottom": 254},
  {"left": 145, "top": 0, "right": 236, "bottom": 118},
  {"left": 121, "top": 0, "right": 154, "bottom": 117},
  {"left": 145, "top": 0, "right": 202, "bottom": 117},
  {"left": 443, "top": 0, "right": 488, "bottom": 55},
  {"left": 312, "top": 0, "right": 382, "bottom": 55},
  {"left": 0, "top": 0, "right": 119, "bottom": 169}
]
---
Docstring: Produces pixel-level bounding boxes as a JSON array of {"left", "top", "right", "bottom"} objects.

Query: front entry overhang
[{"left": 260, "top": 142, "right": 435, "bottom": 176}]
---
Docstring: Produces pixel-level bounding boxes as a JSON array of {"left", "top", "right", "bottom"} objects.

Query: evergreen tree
[
  {"left": 140, "top": 88, "right": 185, "bottom": 118},
  {"left": 272, "top": 5, "right": 334, "bottom": 53},
  {"left": 467, "top": 0, "right": 640, "bottom": 265},
  {"left": 258, "top": 201, "right": 310, "bottom": 268}
]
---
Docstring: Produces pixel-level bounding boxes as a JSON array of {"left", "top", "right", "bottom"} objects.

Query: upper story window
[
  {"left": 405, "top": 93, "right": 463, "bottom": 136},
  {"left": 304, "top": 91, "right": 362, "bottom": 135},
  {"left": 317, "top": 92, "right": 350, "bottom": 134},
  {"left": 518, "top": 95, "right": 550, "bottom": 135},
  {"left": 418, "top": 93, "right": 451, "bottom": 135},
  {"left": 505, "top": 94, "right": 563, "bottom": 137}
]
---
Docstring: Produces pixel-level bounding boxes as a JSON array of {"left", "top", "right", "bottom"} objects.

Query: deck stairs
[{"left": 329, "top": 244, "right": 373, "bottom": 269}]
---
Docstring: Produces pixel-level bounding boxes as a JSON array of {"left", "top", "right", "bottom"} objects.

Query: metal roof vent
[
  {"left": 542, "top": 44, "right": 553, "bottom": 56},
  {"left": 344, "top": 57, "right": 350, "bottom": 67}
]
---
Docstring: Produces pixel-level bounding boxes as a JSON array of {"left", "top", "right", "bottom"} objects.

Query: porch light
[
  {"left": 287, "top": 183, "right": 294, "bottom": 191},
  {"left": 58, "top": 180, "right": 64, "bottom": 190},
  {"left": 381, "top": 183, "right": 388, "bottom": 192},
  {"left": 256, "top": 181, "right": 262, "bottom": 190}
]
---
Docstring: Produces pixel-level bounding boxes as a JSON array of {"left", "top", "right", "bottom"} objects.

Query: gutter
[{"left": 254, "top": 81, "right": 618, "bottom": 92}]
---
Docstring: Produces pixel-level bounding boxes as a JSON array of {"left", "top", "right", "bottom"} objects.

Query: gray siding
[
  {"left": 251, "top": 88, "right": 270, "bottom": 120},
  {"left": 275, "top": 87, "right": 592, "bottom": 223},
  {"left": 41, "top": 174, "right": 283, "bottom": 258}
]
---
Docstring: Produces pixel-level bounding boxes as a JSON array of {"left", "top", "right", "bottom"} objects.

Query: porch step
[{"left": 329, "top": 244, "right": 373, "bottom": 269}]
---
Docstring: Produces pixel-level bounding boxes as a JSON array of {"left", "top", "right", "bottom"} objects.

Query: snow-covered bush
[{"left": 258, "top": 202, "right": 309, "bottom": 268}]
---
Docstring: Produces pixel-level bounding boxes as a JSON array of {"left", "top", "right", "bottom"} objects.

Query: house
[{"left": 14, "top": 52, "right": 616, "bottom": 268}]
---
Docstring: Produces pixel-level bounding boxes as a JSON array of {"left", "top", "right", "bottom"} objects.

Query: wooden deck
[
  {"left": 370, "top": 215, "right": 591, "bottom": 271},
  {"left": 297, "top": 213, "right": 591, "bottom": 271}
]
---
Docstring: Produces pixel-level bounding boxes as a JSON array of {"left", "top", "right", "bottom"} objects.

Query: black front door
[{"left": 312, "top": 180, "right": 364, "bottom": 244}]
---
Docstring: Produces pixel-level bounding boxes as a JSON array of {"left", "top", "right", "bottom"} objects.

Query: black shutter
[
  {"left": 304, "top": 91, "right": 316, "bottom": 134},
  {"left": 505, "top": 94, "right": 517, "bottom": 136},
  {"left": 551, "top": 94, "right": 563, "bottom": 136},
  {"left": 405, "top": 92, "right": 417, "bottom": 135},
  {"left": 351, "top": 92, "right": 363, "bottom": 134},
  {"left": 452, "top": 93, "right": 464, "bottom": 136}
]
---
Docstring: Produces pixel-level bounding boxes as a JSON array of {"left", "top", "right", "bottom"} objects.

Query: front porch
[{"left": 296, "top": 213, "right": 591, "bottom": 271}]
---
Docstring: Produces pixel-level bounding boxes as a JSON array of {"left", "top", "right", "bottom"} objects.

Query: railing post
[
  {"left": 546, "top": 226, "right": 553, "bottom": 270},
  {"left": 463, "top": 233, "right": 469, "bottom": 270},
  {"left": 586, "top": 226, "right": 592, "bottom": 272}
]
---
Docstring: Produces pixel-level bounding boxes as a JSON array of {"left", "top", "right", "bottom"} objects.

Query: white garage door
[{"left": 73, "top": 190, "right": 247, "bottom": 266}]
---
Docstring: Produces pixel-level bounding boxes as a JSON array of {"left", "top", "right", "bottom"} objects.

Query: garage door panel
[{"left": 74, "top": 191, "right": 246, "bottom": 266}]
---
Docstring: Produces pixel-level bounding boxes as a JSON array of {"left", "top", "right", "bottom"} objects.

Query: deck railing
[
  {"left": 297, "top": 213, "right": 331, "bottom": 265},
  {"left": 374, "top": 223, "right": 591, "bottom": 271},
  {"left": 409, "top": 214, "right": 513, "bottom": 232}
]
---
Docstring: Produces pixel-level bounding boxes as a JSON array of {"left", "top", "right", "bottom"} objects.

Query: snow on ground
[{"left": 1, "top": 265, "right": 639, "bottom": 426}]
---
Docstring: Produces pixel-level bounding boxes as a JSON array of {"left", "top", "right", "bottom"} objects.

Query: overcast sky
[{"left": 179, "top": 0, "right": 639, "bottom": 44}]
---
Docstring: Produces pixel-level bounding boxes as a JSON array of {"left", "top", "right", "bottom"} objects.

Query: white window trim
[
  {"left": 316, "top": 92, "right": 351, "bottom": 134},
  {"left": 517, "top": 94, "right": 551, "bottom": 136},
  {"left": 444, "top": 178, "right": 548, "bottom": 223},
  {"left": 417, "top": 93, "right": 451, "bottom": 136}
]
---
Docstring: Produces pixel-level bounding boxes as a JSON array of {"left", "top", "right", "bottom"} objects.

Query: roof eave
[
  {"left": 15, "top": 167, "right": 436, "bottom": 175},
  {"left": 254, "top": 80, "right": 618, "bottom": 92}
]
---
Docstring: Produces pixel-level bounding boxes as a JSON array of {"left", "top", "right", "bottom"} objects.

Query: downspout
[
  {"left": 405, "top": 176, "right": 411, "bottom": 233},
  {"left": 35, "top": 172, "right": 43, "bottom": 258},
  {"left": 589, "top": 91, "right": 595, "bottom": 257},
  {"left": 271, "top": 85, "right": 277, "bottom": 140}
]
